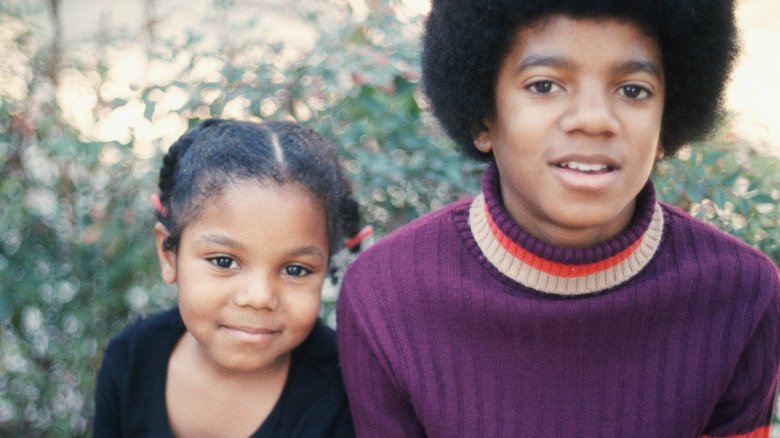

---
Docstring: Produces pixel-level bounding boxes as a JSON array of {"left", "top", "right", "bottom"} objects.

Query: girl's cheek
[{"left": 290, "top": 291, "right": 322, "bottom": 321}]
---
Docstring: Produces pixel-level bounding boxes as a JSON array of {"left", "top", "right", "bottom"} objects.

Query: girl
[{"left": 93, "top": 119, "right": 363, "bottom": 437}]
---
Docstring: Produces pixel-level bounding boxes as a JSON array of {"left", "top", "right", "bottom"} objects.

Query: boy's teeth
[{"left": 561, "top": 162, "right": 607, "bottom": 172}]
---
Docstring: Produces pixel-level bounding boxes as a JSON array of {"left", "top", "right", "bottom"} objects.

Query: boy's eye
[
  {"left": 526, "top": 81, "right": 561, "bottom": 94},
  {"left": 209, "top": 256, "right": 238, "bottom": 269},
  {"left": 284, "top": 265, "right": 312, "bottom": 277},
  {"left": 618, "top": 85, "right": 651, "bottom": 99}
]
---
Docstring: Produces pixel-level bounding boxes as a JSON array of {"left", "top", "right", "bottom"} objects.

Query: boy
[{"left": 337, "top": 0, "right": 780, "bottom": 437}]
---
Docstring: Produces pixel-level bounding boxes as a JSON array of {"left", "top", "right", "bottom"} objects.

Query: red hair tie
[
  {"left": 151, "top": 193, "right": 168, "bottom": 218},
  {"left": 345, "top": 225, "right": 373, "bottom": 250}
]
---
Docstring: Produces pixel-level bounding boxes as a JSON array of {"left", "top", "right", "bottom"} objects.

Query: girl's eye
[
  {"left": 209, "top": 256, "right": 237, "bottom": 269},
  {"left": 526, "top": 81, "right": 561, "bottom": 94},
  {"left": 284, "top": 265, "right": 312, "bottom": 278},
  {"left": 618, "top": 85, "right": 651, "bottom": 99}
]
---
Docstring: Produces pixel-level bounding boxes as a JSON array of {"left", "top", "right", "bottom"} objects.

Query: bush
[
  {"left": 0, "top": 1, "right": 777, "bottom": 436},
  {"left": 654, "top": 135, "right": 780, "bottom": 264}
]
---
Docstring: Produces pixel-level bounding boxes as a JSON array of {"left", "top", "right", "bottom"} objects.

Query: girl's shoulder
[
  {"left": 103, "top": 307, "right": 184, "bottom": 362},
  {"left": 109, "top": 306, "right": 182, "bottom": 340},
  {"left": 291, "top": 319, "right": 339, "bottom": 377},
  {"left": 95, "top": 307, "right": 182, "bottom": 437}
]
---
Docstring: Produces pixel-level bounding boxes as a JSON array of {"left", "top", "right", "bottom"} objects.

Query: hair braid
[
  {"left": 338, "top": 196, "right": 362, "bottom": 253},
  {"left": 156, "top": 119, "right": 224, "bottom": 250}
]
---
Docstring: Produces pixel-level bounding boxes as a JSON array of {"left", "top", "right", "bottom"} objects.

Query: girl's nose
[
  {"left": 234, "top": 274, "right": 279, "bottom": 310},
  {"left": 559, "top": 86, "right": 620, "bottom": 137}
]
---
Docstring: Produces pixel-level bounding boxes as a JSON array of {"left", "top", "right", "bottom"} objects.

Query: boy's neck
[
  {"left": 470, "top": 174, "right": 663, "bottom": 295},
  {"left": 501, "top": 190, "right": 637, "bottom": 249}
]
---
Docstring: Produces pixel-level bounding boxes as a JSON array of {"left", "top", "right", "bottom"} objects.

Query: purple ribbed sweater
[{"left": 337, "top": 163, "right": 780, "bottom": 438}]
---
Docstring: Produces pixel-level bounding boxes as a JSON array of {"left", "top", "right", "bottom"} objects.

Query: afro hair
[{"left": 421, "top": 0, "right": 739, "bottom": 160}]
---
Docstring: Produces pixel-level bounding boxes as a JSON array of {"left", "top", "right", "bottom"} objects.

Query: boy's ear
[
  {"left": 154, "top": 222, "right": 177, "bottom": 285},
  {"left": 655, "top": 142, "right": 665, "bottom": 160},
  {"left": 474, "top": 130, "right": 493, "bottom": 153}
]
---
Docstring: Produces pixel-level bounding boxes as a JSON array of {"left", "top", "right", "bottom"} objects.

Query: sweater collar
[{"left": 468, "top": 163, "right": 664, "bottom": 295}]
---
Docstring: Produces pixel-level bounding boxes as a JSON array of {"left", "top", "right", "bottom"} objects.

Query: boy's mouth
[{"left": 556, "top": 161, "right": 614, "bottom": 173}]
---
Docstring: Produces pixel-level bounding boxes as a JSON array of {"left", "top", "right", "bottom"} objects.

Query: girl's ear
[{"left": 154, "top": 222, "right": 177, "bottom": 285}]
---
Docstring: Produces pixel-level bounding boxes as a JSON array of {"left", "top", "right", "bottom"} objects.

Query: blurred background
[{"left": 0, "top": 0, "right": 778, "bottom": 436}]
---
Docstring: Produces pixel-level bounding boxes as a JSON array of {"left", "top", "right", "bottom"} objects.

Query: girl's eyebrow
[
  {"left": 290, "top": 246, "right": 326, "bottom": 262},
  {"left": 196, "top": 234, "right": 246, "bottom": 250},
  {"left": 517, "top": 55, "right": 662, "bottom": 81},
  {"left": 196, "top": 234, "right": 326, "bottom": 261}
]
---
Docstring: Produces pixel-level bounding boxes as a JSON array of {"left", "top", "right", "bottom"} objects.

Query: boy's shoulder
[
  {"left": 355, "top": 197, "right": 474, "bottom": 263},
  {"left": 660, "top": 201, "right": 779, "bottom": 276}
]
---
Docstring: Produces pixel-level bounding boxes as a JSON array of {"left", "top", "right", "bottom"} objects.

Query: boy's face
[
  {"left": 476, "top": 15, "right": 664, "bottom": 248},
  {"left": 155, "top": 180, "right": 328, "bottom": 374}
]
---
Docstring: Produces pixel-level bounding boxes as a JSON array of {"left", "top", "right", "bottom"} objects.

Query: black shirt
[{"left": 93, "top": 307, "right": 355, "bottom": 437}]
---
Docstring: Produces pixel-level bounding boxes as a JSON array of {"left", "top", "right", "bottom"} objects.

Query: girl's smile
[{"left": 219, "top": 324, "right": 283, "bottom": 345}]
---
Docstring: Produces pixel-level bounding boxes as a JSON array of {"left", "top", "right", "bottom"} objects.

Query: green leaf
[
  {"left": 143, "top": 101, "right": 156, "bottom": 121},
  {"left": 750, "top": 193, "right": 777, "bottom": 204},
  {"left": 713, "top": 189, "right": 728, "bottom": 208}
]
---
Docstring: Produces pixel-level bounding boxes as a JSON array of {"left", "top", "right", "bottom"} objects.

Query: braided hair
[{"left": 155, "top": 119, "right": 361, "bottom": 261}]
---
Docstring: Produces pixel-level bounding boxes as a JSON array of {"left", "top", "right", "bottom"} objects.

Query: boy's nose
[
  {"left": 234, "top": 274, "right": 279, "bottom": 310},
  {"left": 559, "top": 87, "right": 620, "bottom": 137}
]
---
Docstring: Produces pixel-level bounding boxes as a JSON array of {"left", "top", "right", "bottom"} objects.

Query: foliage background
[{"left": 0, "top": 0, "right": 778, "bottom": 436}]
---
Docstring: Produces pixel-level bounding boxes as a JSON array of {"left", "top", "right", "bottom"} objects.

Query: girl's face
[
  {"left": 476, "top": 15, "right": 664, "bottom": 248},
  {"left": 156, "top": 180, "right": 328, "bottom": 374}
]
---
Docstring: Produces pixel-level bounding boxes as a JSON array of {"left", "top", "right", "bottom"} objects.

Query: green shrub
[
  {"left": 654, "top": 136, "right": 780, "bottom": 265},
  {"left": 0, "top": 1, "right": 777, "bottom": 436}
]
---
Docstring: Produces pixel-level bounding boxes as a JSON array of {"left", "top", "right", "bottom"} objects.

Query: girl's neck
[
  {"left": 165, "top": 331, "right": 290, "bottom": 437},
  {"left": 189, "top": 331, "right": 290, "bottom": 381}
]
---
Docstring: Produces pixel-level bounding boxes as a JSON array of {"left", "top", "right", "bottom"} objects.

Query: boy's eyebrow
[
  {"left": 613, "top": 60, "right": 663, "bottom": 81},
  {"left": 517, "top": 55, "right": 575, "bottom": 73},
  {"left": 517, "top": 55, "right": 663, "bottom": 81}
]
